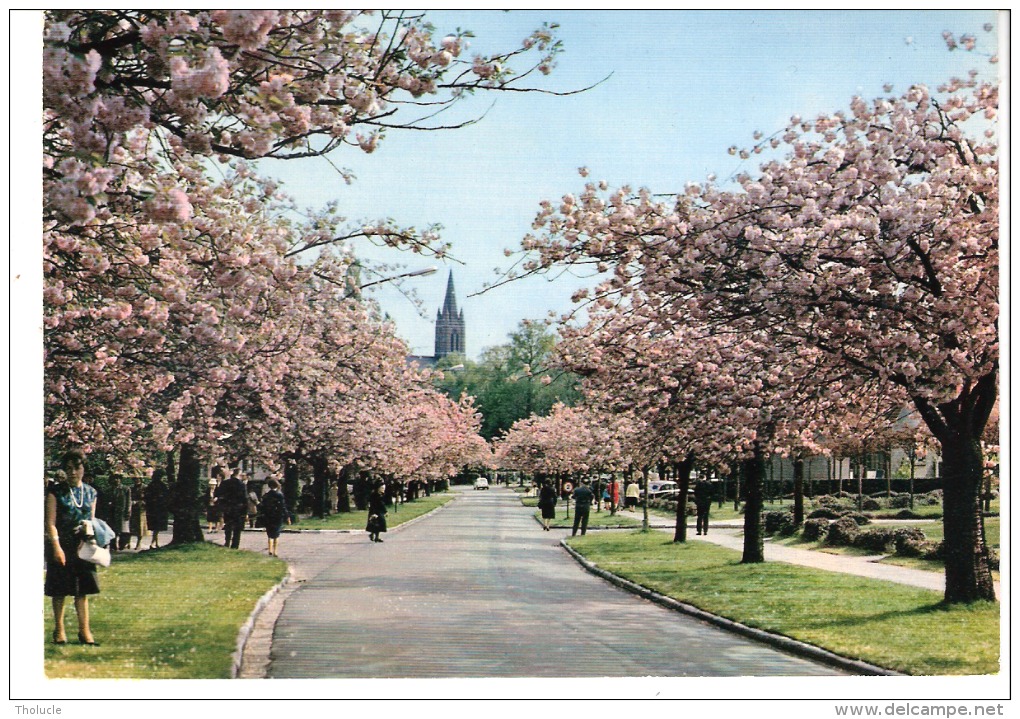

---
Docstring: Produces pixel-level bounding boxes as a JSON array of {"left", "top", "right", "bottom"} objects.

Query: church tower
[{"left": 434, "top": 271, "right": 465, "bottom": 359}]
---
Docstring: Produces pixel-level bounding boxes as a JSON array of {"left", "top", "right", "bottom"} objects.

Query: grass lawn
[
  {"left": 44, "top": 542, "right": 287, "bottom": 679},
  {"left": 542, "top": 506, "right": 644, "bottom": 529},
  {"left": 567, "top": 530, "right": 999, "bottom": 676},
  {"left": 292, "top": 492, "right": 455, "bottom": 530}
]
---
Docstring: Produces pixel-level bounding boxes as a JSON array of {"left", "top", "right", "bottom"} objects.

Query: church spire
[
  {"left": 434, "top": 270, "right": 465, "bottom": 359},
  {"left": 441, "top": 271, "right": 458, "bottom": 317}
]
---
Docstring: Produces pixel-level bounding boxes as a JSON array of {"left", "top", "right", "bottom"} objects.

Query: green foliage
[{"left": 434, "top": 320, "right": 581, "bottom": 440}]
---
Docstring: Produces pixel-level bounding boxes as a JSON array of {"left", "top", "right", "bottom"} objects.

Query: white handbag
[{"left": 77, "top": 539, "right": 112, "bottom": 567}]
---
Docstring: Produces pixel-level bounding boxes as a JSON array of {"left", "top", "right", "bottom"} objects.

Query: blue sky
[{"left": 260, "top": 9, "right": 1000, "bottom": 359}]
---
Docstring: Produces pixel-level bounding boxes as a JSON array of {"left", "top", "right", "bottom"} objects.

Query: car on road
[
  {"left": 640, "top": 480, "right": 679, "bottom": 499},
  {"left": 473, "top": 477, "right": 489, "bottom": 490}
]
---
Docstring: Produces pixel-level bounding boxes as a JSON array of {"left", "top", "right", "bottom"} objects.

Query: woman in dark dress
[
  {"left": 258, "top": 478, "right": 289, "bottom": 556},
  {"left": 366, "top": 482, "right": 388, "bottom": 542},
  {"left": 144, "top": 469, "right": 169, "bottom": 549},
  {"left": 538, "top": 480, "right": 558, "bottom": 531},
  {"left": 45, "top": 448, "right": 100, "bottom": 645}
]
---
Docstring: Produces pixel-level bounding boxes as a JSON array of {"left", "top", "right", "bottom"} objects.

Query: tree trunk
[
  {"left": 911, "top": 370, "right": 997, "bottom": 604},
  {"left": 170, "top": 442, "right": 205, "bottom": 544},
  {"left": 337, "top": 464, "right": 354, "bottom": 513},
  {"left": 641, "top": 465, "right": 650, "bottom": 531},
  {"left": 283, "top": 458, "right": 300, "bottom": 516},
  {"left": 939, "top": 432, "right": 995, "bottom": 603},
  {"left": 793, "top": 458, "right": 805, "bottom": 527},
  {"left": 741, "top": 444, "right": 766, "bottom": 564},
  {"left": 310, "top": 454, "right": 329, "bottom": 518},
  {"left": 672, "top": 455, "right": 695, "bottom": 543}
]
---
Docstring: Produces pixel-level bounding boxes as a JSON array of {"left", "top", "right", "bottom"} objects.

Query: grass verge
[
  {"left": 292, "top": 492, "right": 455, "bottom": 530},
  {"left": 566, "top": 530, "right": 999, "bottom": 675},
  {"left": 44, "top": 542, "right": 287, "bottom": 679},
  {"left": 521, "top": 499, "right": 645, "bottom": 529}
]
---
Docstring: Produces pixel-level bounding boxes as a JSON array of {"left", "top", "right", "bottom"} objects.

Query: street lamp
[
  {"left": 355, "top": 266, "right": 438, "bottom": 292},
  {"left": 315, "top": 265, "right": 439, "bottom": 299}
]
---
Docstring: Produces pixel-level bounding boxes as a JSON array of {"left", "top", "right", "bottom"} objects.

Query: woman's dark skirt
[
  {"left": 540, "top": 504, "right": 556, "bottom": 519},
  {"left": 44, "top": 537, "right": 100, "bottom": 597},
  {"left": 366, "top": 514, "right": 387, "bottom": 534},
  {"left": 264, "top": 520, "right": 285, "bottom": 540}
]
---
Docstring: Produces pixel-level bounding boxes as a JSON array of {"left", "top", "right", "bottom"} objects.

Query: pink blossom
[
  {"left": 146, "top": 188, "right": 193, "bottom": 223},
  {"left": 212, "top": 10, "right": 279, "bottom": 50}
]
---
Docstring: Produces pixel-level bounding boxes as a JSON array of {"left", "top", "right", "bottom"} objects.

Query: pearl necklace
[{"left": 70, "top": 484, "right": 85, "bottom": 509}]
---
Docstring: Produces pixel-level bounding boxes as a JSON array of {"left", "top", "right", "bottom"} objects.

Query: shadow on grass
[{"left": 804, "top": 601, "right": 953, "bottom": 630}]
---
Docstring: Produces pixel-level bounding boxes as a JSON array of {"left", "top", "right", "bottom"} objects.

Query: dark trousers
[
  {"left": 223, "top": 515, "right": 245, "bottom": 548},
  {"left": 696, "top": 505, "right": 710, "bottom": 534},
  {"left": 572, "top": 507, "right": 591, "bottom": 536}
]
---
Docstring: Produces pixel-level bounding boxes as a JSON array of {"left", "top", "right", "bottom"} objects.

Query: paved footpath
[{"left": 235, "top": 487, "right": 848, "bottom": 678}]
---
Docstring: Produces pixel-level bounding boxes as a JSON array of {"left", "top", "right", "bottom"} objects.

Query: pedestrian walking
[
  {"left": 107, "top": 474, "right": 131, "bottom": 550},
  {"left": 128, "top": 477, "right": 148, "bottom": 550},
  {"left": 44, "top": 448, "right": 101, "bottom": 646},
  {"left": 144, "top": 469, "right": 169, "bottom": 549},
  {"left": 258, "top": 478, "right": 290, "bottom": 556},
  {"left": 366, "top": 482, "right": 387, "bottom": 542},
  {"left": 694, "top": 479, "right": 714, "bottom": 535},
  {"left": 571, "top": 479, "right": 595, "bottom": 536},
  {"left": 538, "top": 480, "right": 558, "bottom": 531},
  {"left": 246, "top": 487, "right": 260, "bottom": 528},
  {"left": 214, "top": 466, "right": 248, "bottom": 549},
  {"left": 625, "top": 480, "right": 640, "bottom": 511},
  {"left": 607, "top": 476, "right": 621, "bottom": 514},
  {"left": 328, "top": 481, "right": 339, "bottom": 514}
]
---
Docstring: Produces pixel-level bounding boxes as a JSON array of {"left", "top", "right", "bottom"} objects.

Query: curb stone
[
  {"left": 559, "top": 539, "right": 903, "bottom": 677},
  {"left": 231, "top": 565, "right": 296, "bottom": 679}
]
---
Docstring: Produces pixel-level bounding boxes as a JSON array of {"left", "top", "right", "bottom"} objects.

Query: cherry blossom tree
[
  {"left": 517, "top": 59, "right": 997, "bottom": 598},
  {"left": 43, "top": 10, "right": 568, "bottom": 538},
  {"left": 495, "top": 403, "right": 631, "bottom": 484}
]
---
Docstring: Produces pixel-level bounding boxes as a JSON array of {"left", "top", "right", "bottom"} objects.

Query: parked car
[
  {"left": 473, "top": 477, "right": 489, "bottom": 490},
  {"left": 641, "top": 480, "right": 679, "bottom": 499}
]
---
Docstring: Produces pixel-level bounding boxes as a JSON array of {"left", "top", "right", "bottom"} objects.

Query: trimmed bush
[
  {"left": 826, "top": 516, "right": 861, "bottom": 546},
  {"left": 855, "top": 527, "right": 900, "bottom": 553},
  {"left": 764, "top": 508, "right": 796, "bottom": 536},
  {"left": 855, "top": 526, "right": 923, "bottom": 554},
  {"left": 816, "top": 494, "right": 855, "bottom": 511},
  {"left": 862, "top": 498, "right": 882, "bottom": 511},
  {"left": 892, "top": 527, "right": 928, "bottom": 553},
  {"left": 846, "top": 512, "right": 871, "bottom": 526},
  {"left": 802, "top": 518, "right": 829, "bottom": 542},
  {"left": 923, "top": 541, "right": 945, "bottom": 561},
  {"left": 807, "top": 507, "right": 845, "bottom": 520}
]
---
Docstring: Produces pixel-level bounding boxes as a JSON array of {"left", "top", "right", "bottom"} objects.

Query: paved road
[{"left": 263, "top": 487, "right": 847, "bottom": 678}]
